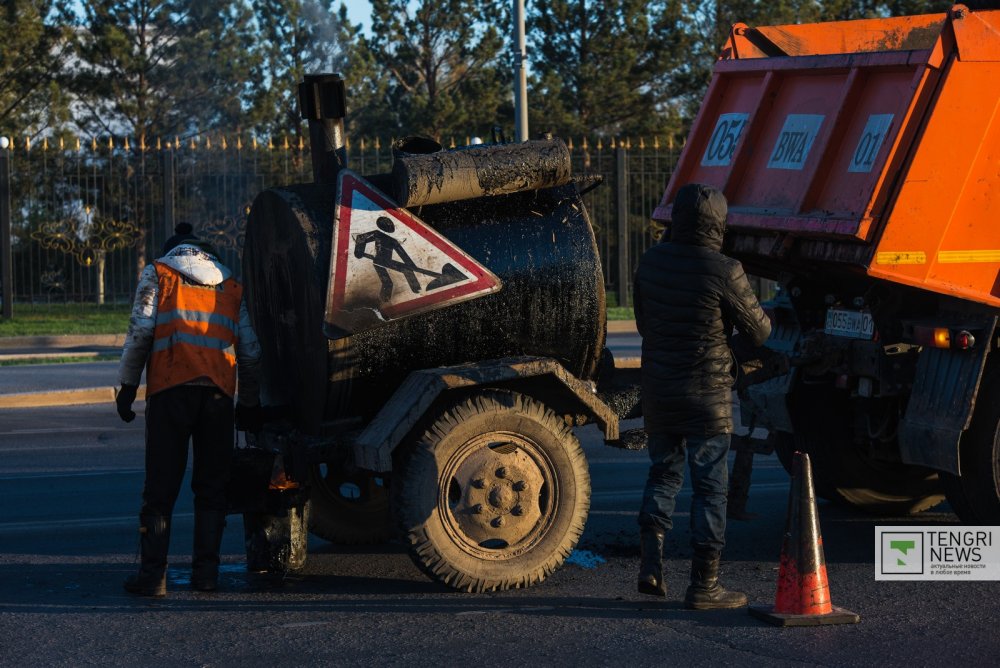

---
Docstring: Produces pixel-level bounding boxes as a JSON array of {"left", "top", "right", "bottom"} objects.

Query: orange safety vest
[{"left": 146, "top": 262, "right": 243, "bottom": 398}]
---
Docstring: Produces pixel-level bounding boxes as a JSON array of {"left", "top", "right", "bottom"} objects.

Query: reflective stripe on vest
[{"left": 146, "top": 262, "right": 243, "bottom": 397}]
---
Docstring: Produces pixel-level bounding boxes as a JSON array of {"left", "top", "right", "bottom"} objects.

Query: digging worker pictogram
[
  {"left": 115, "top": 224, "right": 262, "bottom": 597},
  {"left": 353, "top": 216, "right": 423, "bottom": 301},
  {"left": 353, "top": 215, "right": 467, "bottom": 303},
  {"left": 633, "top": 183, "right": 771, "bottom": 609}
]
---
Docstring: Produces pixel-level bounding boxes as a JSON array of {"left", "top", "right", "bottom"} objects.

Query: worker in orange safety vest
[{"left": 116, "top": 223, "right": 262, "bottom": 597}]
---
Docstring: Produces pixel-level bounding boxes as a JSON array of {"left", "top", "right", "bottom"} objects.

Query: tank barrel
[{"left": 298, "top": 73, "right": 347, "bottom": 184}]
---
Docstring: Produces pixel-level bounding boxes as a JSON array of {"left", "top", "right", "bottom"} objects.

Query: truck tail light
[{"left": 912, "top": 326, "right": 976, "bottom": 350}]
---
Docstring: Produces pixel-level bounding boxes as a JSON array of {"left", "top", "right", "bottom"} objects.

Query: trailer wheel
[
  {"left": 786, "top": 383, "right": 943, "bottom": 515},
  {"left": 941, "top": 366, "right": 1000, "bottom": 523},
  {"left": 393, "top": 390, "right": 590, "bottom": 592},
  {"left": 307, "top": 462, "right": 392, "bottom": 545}
]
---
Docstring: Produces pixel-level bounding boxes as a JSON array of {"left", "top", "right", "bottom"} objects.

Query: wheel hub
[{"left": 446, "top": 437, "right": 547, "bottom": 548}]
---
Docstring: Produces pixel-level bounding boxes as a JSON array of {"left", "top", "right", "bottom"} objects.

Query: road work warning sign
[{"left": 324, "top": 169, "right": 502, "bottom": 339}]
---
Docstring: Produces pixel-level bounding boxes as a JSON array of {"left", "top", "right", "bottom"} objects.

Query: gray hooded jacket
[
  {"left": 633, "top": 183, "right": 770, "bottom": 436},
  {"left": 118, "top": 244, "right": 261, "bottom": 405}
]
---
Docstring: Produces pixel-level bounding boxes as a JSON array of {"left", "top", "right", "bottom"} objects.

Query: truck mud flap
[{"left": 899, "top": 316, "right": 997, "bottom": 474}]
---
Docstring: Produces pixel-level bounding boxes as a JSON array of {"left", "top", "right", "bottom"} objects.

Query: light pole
[
  {"left": 513, "top": 0, "right": 529, "bottom": 142},
  {"left": 0, "top": 136, "right": 12, "bottom": 319}
]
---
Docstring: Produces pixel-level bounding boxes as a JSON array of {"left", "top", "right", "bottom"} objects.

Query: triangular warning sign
[{"left": 324, "top": 169, "right": 502, "bottom": 339}]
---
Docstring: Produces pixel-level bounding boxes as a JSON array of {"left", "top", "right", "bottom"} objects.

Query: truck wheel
[
  {"left": 307, "top": 462, "right": 392, "bottom": 545},
  {"left": 941, "top": 366, "right": 1000, "bottom": 523},
  {"left": 393, "top": 390, "right": 590, "bottom": 592},
  {"left": 787, "top": 383, "right": 943, "bottom": 515}
]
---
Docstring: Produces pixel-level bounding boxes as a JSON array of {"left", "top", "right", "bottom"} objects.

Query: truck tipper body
[{"left": 656, "top": 5, "right": 1000, "bottom": 519}]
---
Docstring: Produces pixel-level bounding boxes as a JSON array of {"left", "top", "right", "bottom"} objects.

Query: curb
[
  {"left": 606, "top": 320, "right": 638, "bottom": 334},
  {"left": 0, "top": 334, "right": 126, "bottom": 350},
  {"left": 0, "top": 385, "right": 146, "bottom": 409}
]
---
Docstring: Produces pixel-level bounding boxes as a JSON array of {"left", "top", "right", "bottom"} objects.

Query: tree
[
  {"left": 74, "top": 0, "right": 258, "bottom": 139},
  {"left": 366, "top": 0, "right": 509, "bottom": 141},
  {"left": 0, "top": 0, "right": 76, "bottom": 137},
  {"left": 248, "top": 0, "right": 362, "bottom": 138},
  {"left": 528, "top": 0, "right": 686, "bottom": 139}
]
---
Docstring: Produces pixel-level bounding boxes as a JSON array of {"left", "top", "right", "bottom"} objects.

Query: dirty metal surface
[
  {"left": 391, "top": 139, "right": 572, "bottom": 208},
  {"left": 353, "top": 356, "right": 620, "bottom": 472}
]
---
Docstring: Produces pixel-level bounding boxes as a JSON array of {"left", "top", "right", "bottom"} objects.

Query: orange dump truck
[{"left": 655, "top": 5, "right": 1000, "bottom": 520}]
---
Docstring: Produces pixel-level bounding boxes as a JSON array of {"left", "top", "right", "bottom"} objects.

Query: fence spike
[
  {"left": 252, "top": 135, "right": 258, "bottom": 150},
  {"left": 639, "top": 137, "right": 645, "bottom": 150},
  {"left": 237, "top": 135, "right": 243, "bottom": 150},
  {"left": 582, "top": 137, "right": 589, "bottom": 150},
  {"left": 108, "top": 136, "right": 113, "bottom": 149},
  {"left": 267, "top": 137, "right": 274, "bottom": 150},
  {"left": 189, "top": 136, "right": 197, "bottom": 150},
  {"left": 449, "top": 137, "right": 456, "bottom": 149},
  {"left": 59, "top": 136, "right": 64, "bottom": 150},
  {"left": 297, "top": 135, "right": 304, "bottom": 150},
  {"left": 221, "top": 135, "right": 228, "bottom": 150},
  {"left": 75, "top": 137, "right": 81, "bottom": 151},
  {"left": 360, "top": 138, "right": 366, "bottom": 151},
  {"left": 345, "top": 136, "right": 351, "bottom": 151},
  {"left": 206, "top": 136, "right": 212, "bottom": 149},
  {"left": 283, "top": 136, "right": 289, "bottom": 150},
  {"left": 140, "top": 134, "right": 147, "bottom": 152},
  {"left": 156, "top": 137, "right": 161, "bottom": 150},
  {"left": 123, "top": 136, "right": 130, "bottom": 151},
  {"left": 92, "top": 137, "right": 97, "bottom": 151},
  {"left": 610, "top": 137, "right": 616, "bottom": 149},
  {"left": 596, "top": 138, "right": 602, "bottom": 151},
  {"left": 655, "top": 136, "right": 661, "bottom": 150},
  {"left": 374, "top": 137, "right": 380, "bottom": 150},
  {"left": 567, "top": 137, "right": 574, "bottom": 150},
  {"left": 668, "top": 135, "right": 674, "bottom": 150}
]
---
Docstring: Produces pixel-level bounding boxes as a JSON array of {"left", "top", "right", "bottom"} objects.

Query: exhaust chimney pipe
[{"left": 298, "top": 73, "right": 347, "bottom": 184}]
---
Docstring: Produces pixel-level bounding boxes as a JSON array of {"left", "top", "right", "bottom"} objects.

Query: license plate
[{"left": 825, "top": 308, "right": 874, "bottom": 339}]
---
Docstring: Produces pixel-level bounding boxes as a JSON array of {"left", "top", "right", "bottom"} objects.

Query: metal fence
[{"left": 0, "top": 134, "right": 677, "bottom": 309}]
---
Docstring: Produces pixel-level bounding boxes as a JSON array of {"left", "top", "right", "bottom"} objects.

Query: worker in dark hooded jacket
[
  {"left": 115, "top": 227, "right": 262, "bottom": 597},
  {"left": 633, "top": 183, "right": 771, "bottom": 609}
]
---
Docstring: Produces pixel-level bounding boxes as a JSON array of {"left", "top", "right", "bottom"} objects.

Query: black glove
[
  {"left": 116, "top": 384, "right": 138, "bottom": 423},
  {"left": 235, "top": 403, "right": 264, "bottom": 433}
]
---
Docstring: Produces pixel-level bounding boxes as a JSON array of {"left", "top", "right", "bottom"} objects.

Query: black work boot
[
  {"left": 683, "top": 548, "right": 747, "bottom": 610},
  {"left": 191, "top": 510, "right": 228, "bottom": 592},
  {"left": 124, "top": 514, "right": 170, "bottom": 597},
  {"left": 637, "top": 527, "right": 667, "bottom": 597}
]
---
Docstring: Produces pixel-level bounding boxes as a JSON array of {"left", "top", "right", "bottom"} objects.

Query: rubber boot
[
  {"left": 191, "top": 510, "right": 228, "bottom": 591},
  {"left": 683, "top": 549, "right": 747, "bottom": 610},
  {"left": 124, "top": 514, "right": 170, "bottom": 597},
  {"left": 637, "top": 527, "right": 667, "bottom": 597}
]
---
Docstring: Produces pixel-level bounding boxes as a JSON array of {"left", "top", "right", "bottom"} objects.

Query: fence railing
[{"left": 0, "top": 134, "right": 678, "bottom": 310}]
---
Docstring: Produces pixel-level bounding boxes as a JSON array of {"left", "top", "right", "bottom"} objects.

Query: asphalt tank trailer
[{"left": 234, "top": 74, "right": 639, "bottom": 591}]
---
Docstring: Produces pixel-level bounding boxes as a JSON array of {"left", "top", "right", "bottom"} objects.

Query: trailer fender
[{"left": 352, "top": 356, "right": 620, "bottom": 472}]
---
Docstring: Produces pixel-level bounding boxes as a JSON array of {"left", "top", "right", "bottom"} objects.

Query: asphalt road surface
[{"left": 2, "top": 403, "right": 999, "bottom": 667}]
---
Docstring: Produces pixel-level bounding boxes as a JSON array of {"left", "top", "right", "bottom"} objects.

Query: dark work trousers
[
  {"left": 638, "top": 432, "right": 731, "bottom": 552},
  {"left": 141, "top": 384, "right": 234, "bottom": 517}
]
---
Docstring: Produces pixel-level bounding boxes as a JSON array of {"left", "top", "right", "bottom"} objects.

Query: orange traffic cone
[{"left": 749, "top": 451, "right": 860, "bottom": 626}]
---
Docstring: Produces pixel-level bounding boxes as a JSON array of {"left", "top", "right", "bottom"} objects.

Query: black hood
[{"left": 669, "top": 183, "right": 727, "bottom": 251}]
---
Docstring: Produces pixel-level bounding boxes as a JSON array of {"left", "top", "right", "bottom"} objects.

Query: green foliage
[
  {"left": 0, "top": 0, "right": 76, "bottom": 136},
  {"left": 364, "top": 0, "right": 510, "bottom": 140},
  {"left": 0, "top": 303, "right": 130, "bottom": 336},
  {"left": 248, "top": 0, "right": 362, "bottom": 137},
  {"left": 73, "top": 0, "right": 259, "bottom": 138},
  {"left": 529, "top": 0, "right": 687, "bottom": 139}
]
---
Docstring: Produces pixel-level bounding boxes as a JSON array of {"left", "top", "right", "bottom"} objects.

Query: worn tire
[
  {"left": 307, "top": 462, "right": 392, "bottom": 545},
  {"left": 942, "top": 365, "right": 1000, "bottom": 523},
  {"left": 786, "top": 382, "right": 943, "bottom": 515},
  {"left": 392, "top": 390, "right": 590, "bottom": 592}
]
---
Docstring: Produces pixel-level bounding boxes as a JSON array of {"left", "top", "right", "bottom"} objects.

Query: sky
[{"left": 340, "top": 0, "right": 373, "bottom": 34}]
